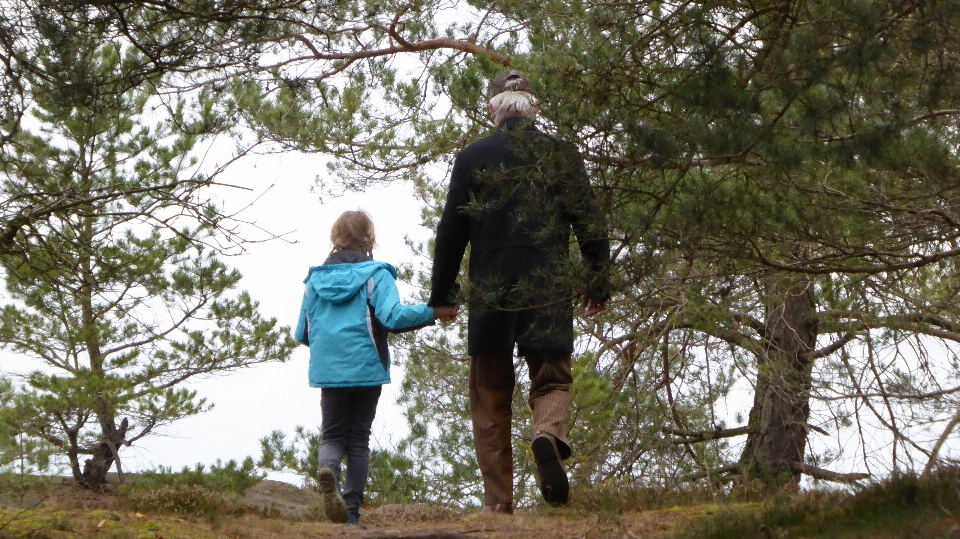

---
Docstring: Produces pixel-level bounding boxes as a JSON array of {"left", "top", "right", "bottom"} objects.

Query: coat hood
[{"left": 304, "top": 260, "right": 397, "bottom": 304}]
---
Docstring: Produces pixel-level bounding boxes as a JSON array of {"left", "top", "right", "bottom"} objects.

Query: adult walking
[{"left": 429, "top": 70, "right": 611, "bottom": 512}]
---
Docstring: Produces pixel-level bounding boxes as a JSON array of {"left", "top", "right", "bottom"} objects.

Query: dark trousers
[
  {"left": 318, "top": 385, "right": 382, "bottom": 516},
  {"left": 470, "top": 349, "right": 573, "bottom": 506}
]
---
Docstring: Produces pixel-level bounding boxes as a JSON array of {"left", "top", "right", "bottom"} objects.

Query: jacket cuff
[{"left": 428, "top": 282, "right": 460, "bottom": 307}]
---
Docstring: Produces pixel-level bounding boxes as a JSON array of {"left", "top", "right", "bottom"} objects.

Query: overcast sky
[
  {"left": 1, "top": 148, "right": 433, "bottom": 485},
  {"left": 139, "top": 150, "right": 434, "bottom": 482}
]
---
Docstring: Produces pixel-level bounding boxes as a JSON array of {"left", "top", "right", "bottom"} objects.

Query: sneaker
[
  {"left": 346, "top": 512, "right": 360, "bottom": 525},
  {"left": 532, "top": 435, "right": 568, "bottom": 505},
  {"left": 318, "top": 467, "right": 348, "bottom": 523}
]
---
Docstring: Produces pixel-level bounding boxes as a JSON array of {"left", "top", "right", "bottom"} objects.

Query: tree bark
[
  {"left": 80, "top": 439, "right": 115, "bottom": 491},
  {"left": 738, "top": 277, "right": 819, "bottom": 486},
  {"left": 76, "top": 214, "right": 123, "bottom": 492},
  {"left": 80, "top": 416, "right": 127, "bottom": 491}
]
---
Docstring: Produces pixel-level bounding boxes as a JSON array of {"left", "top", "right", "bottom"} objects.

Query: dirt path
[{"left": 0, "top": 484, "right": 701, "bottom": 539}]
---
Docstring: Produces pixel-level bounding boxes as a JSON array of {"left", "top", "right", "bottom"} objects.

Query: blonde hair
[{"left": 330, "top": 210, "right": 376, "bottom": 256}]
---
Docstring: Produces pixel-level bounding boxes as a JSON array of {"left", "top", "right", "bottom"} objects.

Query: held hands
[{"left": 434, "top": 305, "right": 460, "bottom": 324}]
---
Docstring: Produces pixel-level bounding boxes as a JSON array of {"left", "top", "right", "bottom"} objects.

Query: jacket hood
[{"left": 304, "top": 260, "right": 397, "bottom": 304}]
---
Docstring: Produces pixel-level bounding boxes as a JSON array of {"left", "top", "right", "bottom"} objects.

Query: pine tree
[
  {"left": 6, "top": 0, "right": 959, "bottom": 492},
  {"left": 0, "top": 42, "right": 295, "bottom": 490}
]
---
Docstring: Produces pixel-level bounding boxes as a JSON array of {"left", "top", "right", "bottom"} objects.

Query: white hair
[{"left": 489, "top": 91, "right": 538, "bottom": 126}]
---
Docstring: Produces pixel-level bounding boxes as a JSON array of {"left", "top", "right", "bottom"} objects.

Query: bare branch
[
  {"left": 678, "top": 464, "right": 741, "bottom": 482},
  {"left": 291, "top": 33, "right": 510, "bottom": 66},
  {"left": 792, "top": 462, "right": 870, "bottom": 486},
  {"left": 806, "top": 332, "right": 857, "bottom": 360},
  {"left": 663, "top": 425, "right": 753, "bottom": 444},
  {"left": 922, "top": 407, "right": 960, "bottom": 478}
]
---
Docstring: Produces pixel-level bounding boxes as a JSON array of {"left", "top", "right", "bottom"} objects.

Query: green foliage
[
  {"left": 0, "top": 40, "right": 296, "bottom": 488},
  {"left": 123, "top": 484, "right": 235, "bottom": 518},
  {"left": 394, "top": 326, "right": 485, "bottom": 507},
  {"left": 676, "top": 468, "right": 960, "bottom": 539},
  {"left": 258, "top": 427, "right": 322, "bottom": 487},
  {"left": 125, "top": 458, "right": 264, "bottom": 500},
  {"left": 119, "top": 459, "right": 263, "bottom": 519},
  {"left": 257, "top": 426, "right": 429, "bottom": 506},
  {"left": 5, "top": 0, "right": 960, "bottom": 495},
  {"left": 366, "top": 447, "right": 429, "bottom": 506},
  {"left": 0, "top": 376, "right": 53, "bottom": 478}
]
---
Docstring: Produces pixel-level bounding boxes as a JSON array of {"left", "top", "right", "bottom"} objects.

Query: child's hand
[{"left": 434, "top": 305, "right": 460, "bottom": 323}]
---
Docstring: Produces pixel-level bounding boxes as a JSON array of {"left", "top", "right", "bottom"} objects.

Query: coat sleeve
[
  {"left": 370, "top": 270, "right": 436, "bottom": 332},
  {"left": 294, "top": 284, "right": 311, "bottom": 345},
  {"left": 429, "top": 151, "right": 472, "bottom": 306},
  {"left": 563, "top": 144, "right": 612, "bottom": 302}
]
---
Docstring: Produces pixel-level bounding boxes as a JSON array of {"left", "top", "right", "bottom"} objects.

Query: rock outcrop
[{"left": 241, "top": 479, "right": 322, "bottom": 520}]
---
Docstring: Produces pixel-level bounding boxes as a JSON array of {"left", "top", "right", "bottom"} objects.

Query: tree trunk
[
  {"left": 79, "top": 415, "right": 128, "bottom": 491},
  {"left": 738, "top": 277, "right": 818, "bottom": 486},
  {"left": 76, "top": 216, "right": 124, "bottom": 492},
  {"left": 80, "top": 441, "right": 115, "bottom": 491}
]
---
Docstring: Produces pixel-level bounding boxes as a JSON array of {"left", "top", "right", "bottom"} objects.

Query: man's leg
[
  {"left": 525, "top": 349, "right": 573, "bottom": 505},
  {"left": 470, "top": 351, "right": 516, "bottom": 511}
]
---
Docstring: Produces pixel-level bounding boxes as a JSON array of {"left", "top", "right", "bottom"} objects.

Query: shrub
[
  {"left": 124, "top": 484, "right": 235, "bottom": 517},
  {"left": 128, "top": 458, "right": 264, "bottom": 500}
]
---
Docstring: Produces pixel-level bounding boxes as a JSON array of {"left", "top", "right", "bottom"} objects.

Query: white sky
[
  {"left": 0, "top": 149, "right": 432, "bottom": 485},
  {"left": 135, "top": 150, "right": 433, "bottom": 482},
  {"left": 2, "top": 99, "right": 955, "bottom": 487}
]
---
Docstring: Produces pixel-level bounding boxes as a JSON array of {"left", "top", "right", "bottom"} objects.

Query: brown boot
[
  {"left": 532, "top": 435, "right": 568, "bottom": 505},
  {"left": 318, "top": 468, "right": 348, "bottom": 523}
]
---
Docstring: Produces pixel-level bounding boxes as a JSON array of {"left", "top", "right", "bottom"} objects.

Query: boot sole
[
  {"left": 318, "top": 468, "right": 349, "bottom": 523},
  {"left": 532, "top": 436, "right": 569, "bottom": 505}
]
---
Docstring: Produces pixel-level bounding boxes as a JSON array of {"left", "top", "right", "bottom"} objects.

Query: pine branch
[{"left": 663, "top": 425, "right": 753, "bottom": 444}]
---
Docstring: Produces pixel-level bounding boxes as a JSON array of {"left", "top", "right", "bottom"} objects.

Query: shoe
[
  {"left": 483, "top": 503, "right": 513, "bottom": 514},
  {"left": 318, "top": 467, "right": 349, "bottom": 523},
  {"left": 346, "top": 512, "right": 360, "bottom": 525},
  {"left": 532, "top": 435, "right": 568, "bottom": 505}
]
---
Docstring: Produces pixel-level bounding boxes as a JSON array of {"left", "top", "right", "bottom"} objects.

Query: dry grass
[
  {"left": 673, "top": 469, "right": 960, "bottom": 539},
  {"left": 3, "top": 471, "right": 956, "bottom": 539},
  {"left": 0, "top": 481, "right": 704, "bottom": 539}
]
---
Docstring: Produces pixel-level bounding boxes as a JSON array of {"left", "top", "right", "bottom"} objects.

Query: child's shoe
[{"left": 318, "top": 468, "right": 348, "bottom": 523}]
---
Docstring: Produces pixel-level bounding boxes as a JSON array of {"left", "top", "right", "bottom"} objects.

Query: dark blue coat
[{"left": 429, "top": 117, "right": 610, "bottom": 355}]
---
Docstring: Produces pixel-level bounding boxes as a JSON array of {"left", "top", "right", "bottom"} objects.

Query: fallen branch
[
  {"left": 792, "top": 462, "right": 870, "bottom": 485},
  {"left": 922, "top": 407, "right": 960, "bottom": 478},
  {"left": 679, "top": 464, "right": 741, "bottom": 482}
]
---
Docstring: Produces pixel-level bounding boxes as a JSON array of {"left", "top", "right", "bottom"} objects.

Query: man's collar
[{"left": 496, "top": 116, "right": 534, "bottom": 131}]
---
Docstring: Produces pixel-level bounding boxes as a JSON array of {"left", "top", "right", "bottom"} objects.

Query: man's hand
[
  {"left": 584, "top": 299, "right": 606, "bottom": 317},
  {"left": 434, "top": 305, "right": 460, "bottom": 323}
]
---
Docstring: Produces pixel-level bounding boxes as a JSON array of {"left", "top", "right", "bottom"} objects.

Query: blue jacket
[{"left": 295, "top": 251, "right": 435, "bottom": 388}]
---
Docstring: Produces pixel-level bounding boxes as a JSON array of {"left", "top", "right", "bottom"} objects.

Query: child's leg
[
  {"left": 342, "top": 385, "right": 382, "bottom": 520},
  {"left": 318, "top": 388, "right": 351, "bottom": 487},
  {"left": 318, "top": 387, "right": 352, "bottom": 523}
]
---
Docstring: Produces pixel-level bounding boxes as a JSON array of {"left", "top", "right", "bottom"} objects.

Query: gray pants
[{"left": 318, "top": 385, "right": 382, "bottom": 517}]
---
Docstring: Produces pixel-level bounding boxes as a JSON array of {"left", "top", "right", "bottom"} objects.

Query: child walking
[{"left": 294, "top": 210, "right": 455, "bottom": 525}]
